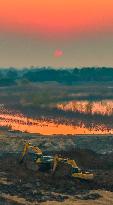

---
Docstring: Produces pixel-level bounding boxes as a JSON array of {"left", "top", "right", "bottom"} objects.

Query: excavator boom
[{"left": 20, "top": 143, "right": 42, "bottom": 163}]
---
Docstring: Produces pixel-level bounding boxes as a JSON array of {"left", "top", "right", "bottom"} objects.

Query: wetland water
[
  {"left": 57, "top": 100, "right": 113, "bottom": 116},
  {"left": 0, "top": 100, "right": 113, "bottom": 135}
]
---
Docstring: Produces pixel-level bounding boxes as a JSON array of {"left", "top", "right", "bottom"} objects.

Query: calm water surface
[{"left": 0, "top": 100, "right": 113, "bottom": 135}]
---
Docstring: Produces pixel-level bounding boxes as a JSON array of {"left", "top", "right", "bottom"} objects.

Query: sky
[{"left": 0, "top": 0, "right": 113, "bottom": 68}]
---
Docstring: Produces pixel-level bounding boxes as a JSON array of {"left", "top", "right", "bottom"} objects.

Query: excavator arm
[
  {"left": 52, "top": 156, "right": 79, "bottom": 173},
  {"left": 20, "top": 143, "right": 43, "bottom": 163},
  {"left": 52, "top": 155, "right": 82, "bottom": 176},
  {"left": 67, "top": 159, "right": 78, "bottom": 168}
]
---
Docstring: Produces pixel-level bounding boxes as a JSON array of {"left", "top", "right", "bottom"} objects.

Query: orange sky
[
  {"left": 0, "top": 0, "right": 113, "bottom": 67},
  {"left": 0, "top": 0, "right": 113, "bottom": 38}
]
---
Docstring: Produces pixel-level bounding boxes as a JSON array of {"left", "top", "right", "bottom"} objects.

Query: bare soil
[{"left": 0, "top": 134, "right": 113, "bottom": 205}]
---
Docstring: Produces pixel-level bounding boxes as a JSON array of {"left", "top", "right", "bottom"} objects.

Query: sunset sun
[{"left": 54, "top": 49, "right": 63, "bottom": 58}]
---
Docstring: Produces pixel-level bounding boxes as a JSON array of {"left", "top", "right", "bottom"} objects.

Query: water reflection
[
  {"left": 57, "top": 100, "right": 113, "bottom": 116},
  {"left": 0, "top": 106, "right": 113, "bottom": 135}
]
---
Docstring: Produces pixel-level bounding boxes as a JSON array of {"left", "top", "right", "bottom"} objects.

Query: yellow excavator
[{"left": 19, "top": 143, "right": 94, "bottom": 180}]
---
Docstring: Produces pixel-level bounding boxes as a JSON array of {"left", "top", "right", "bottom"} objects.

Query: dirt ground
[
  {"left": 0, "top": 149, "right": 113, "bottom": 205},
  {"left": 0, "top": 132, "right": 113, "bottom": 204}
]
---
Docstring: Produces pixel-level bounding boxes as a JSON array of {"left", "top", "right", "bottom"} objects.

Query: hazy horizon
[{"left": 0, "top": 1, "right": 113, "bottom": 68}]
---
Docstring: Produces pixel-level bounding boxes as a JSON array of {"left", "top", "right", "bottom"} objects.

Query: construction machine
[{"left": 19, "top": 142, "right": 94, "bottom": 180}]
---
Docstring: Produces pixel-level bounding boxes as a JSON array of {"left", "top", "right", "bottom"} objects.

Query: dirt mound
[{"left": 52, "top": 148, "right": 113, "bottom": 170}]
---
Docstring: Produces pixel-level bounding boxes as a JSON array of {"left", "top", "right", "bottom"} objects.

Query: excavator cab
[{"left": 35, "top": 155, "right": 54, "bottom": 172}]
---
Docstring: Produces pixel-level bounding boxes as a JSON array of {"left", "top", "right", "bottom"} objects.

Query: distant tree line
[{"left": 0, "top": 67, "right": 113, "bottom": 86}]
